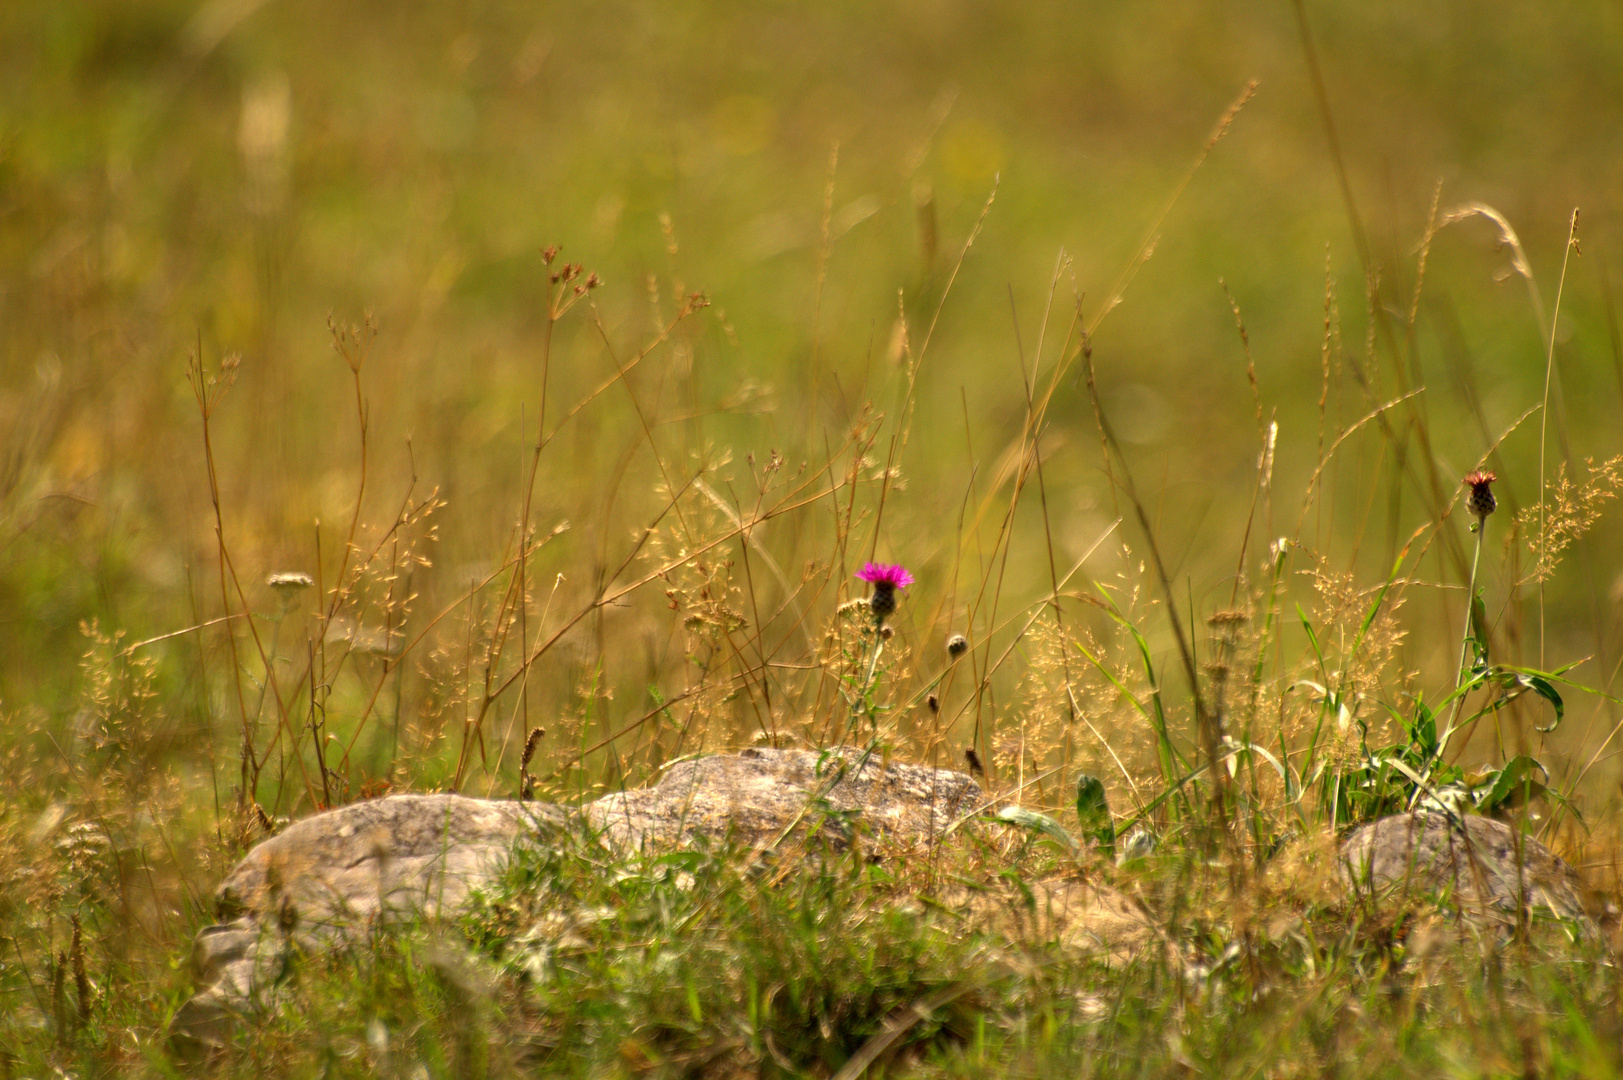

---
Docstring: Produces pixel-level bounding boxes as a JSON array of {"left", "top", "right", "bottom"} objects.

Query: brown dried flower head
[{"left": 1463, "top": 470, "right": 1497, "bottom": 521}]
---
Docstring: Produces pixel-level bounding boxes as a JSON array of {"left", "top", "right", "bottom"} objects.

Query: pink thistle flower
[
  {"left": 855, "top": 562, "right": 914, "bottom": 623},
  {"left": 855, "top": 563, "right": 916, "bottom": 589}
]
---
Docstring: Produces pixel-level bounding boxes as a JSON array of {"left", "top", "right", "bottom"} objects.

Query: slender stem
[
  {"left": 852, "top": 626, "right": 885, "bottom": 734},
  {"left": 1440, "top": 518, "right": 1486, "bottom": 759},
  {"left": 1454, "top": 523, "right": 1485, "bottom": 692},
  {"left": 1538, "top": 209, "right": 1581, "bottom": 669}
]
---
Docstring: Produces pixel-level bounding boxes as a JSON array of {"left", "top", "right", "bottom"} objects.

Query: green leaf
[
  {"left": 1349, "top": 546, "right": 1409, "bottom": 665},
  {"left": 1296, "top": 605, "right": 1324, "bottom": 670},
  {"left": 687, "top": 976, "right": 704, "bottom": 1023},
  {"left": 1468, "top": 592, "right": 1490, "bottom": 666},
  {"left": 1228, "top": 740, "right": 1291, "bottom": 787},
  {"left": 1407, "top": 698, "right": 1438, "bottom": 762},
  {"left": 1491, "top": 668, "right": 1566, "bottom": 732},
  {"left": 1083, "top": 589, "right": 1189, "bottom": 781},
  {"left": 1373, "top": 755, "right": 1434, "bottom": 801},
  {"left": 1378, "top": 698, "right": 1436, "bottom": 766},
  {"left": 1074, "top": 774, "right": 1115, "bottom": 856},
  {"left": 1477, "top": 755, "right": 1549, "bottom": 812},
  {"left": 1525, "top": 674, "right": 1565, "bottom": 731},
  {"left": 995, "top": 805, "right": 1081, "bottom": 853},
  {"left": 1075, "top": 639, "right": 1151, "bottom": 723}
]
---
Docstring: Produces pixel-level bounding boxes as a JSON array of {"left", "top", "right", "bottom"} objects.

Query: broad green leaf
[
  {"left": 1410, "top": 700, "right": 1437, "bottom": 758},
  {"left": 996, "top": 805, "right": 1081, "bottom": 853},
  {"left": 1074, "top": 773, "right": 1115, "bottom": 856},
  {"left": 1477, "top": 755, "right": 1548, "bottom": 811},
  {"left": 1491, "top": 668, "right": 1566, "bottom": 732},
  {"left": 1525, "top": 674, "right": 1565, "bottom": 731}
]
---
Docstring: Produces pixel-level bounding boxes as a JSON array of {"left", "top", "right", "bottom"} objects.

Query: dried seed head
[
  {"left": 879, "top": 624, "right": 894, "bottom": 641},
  {"left": 926, "top": 693, "right": 940, "bottom": 714},
  {"left": 267, "top": 572, "right": 313, "bottom": 609},
  {"left": 837, "top": 598, "right": 872, "bottom": 620},
  {"left": 521, "top": 727, "right": 546, "bottom": 770},
  {"left": 946, "top": 633, "right": 968, "bottom": 659}
]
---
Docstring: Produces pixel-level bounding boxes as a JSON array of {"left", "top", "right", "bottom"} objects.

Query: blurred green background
[{"left": 3, "top": 0, "right": 1622, "bottom": 797}]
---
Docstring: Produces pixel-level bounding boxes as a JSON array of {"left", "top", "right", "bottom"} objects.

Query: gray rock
[
  {"left": 586, "top": 745, "right": 983, "bottom": 852},
  {"left": 211, "top": 793, "right": 565, "bottom": 924},
  {"left": 1338, "top": 812, "right": 1592, "bottom": 930},
  {"left": 170, "top": 747, "right": 1186, "bottom": 1054},
  {"left": 174, "top": 774, "right": 1602, "bottom": 1052},
  {"left": 171, "top": 794, "right": 567, "bottom": 1051},
  {"left": 173, "top": 748, "right": 995, "bottom": 1049}
]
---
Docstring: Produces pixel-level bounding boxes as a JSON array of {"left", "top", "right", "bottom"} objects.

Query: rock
[
  {"left": 1338, "top": 812, "right": 1593, "bottom": 930},
  {"left": 586, "top": 746, "right": 983, "bottom": 852},
  {"left": 214, "top": 794, "right": 567, "bottom": 923},
  {"left": 171, "top": 795, "right": 567, "bottom": 1052},
  {"left": 173, "top": 747, "right": 1000, "bottom": 1049},
  {"left": 173, "top": 770, "right": 1603, "bottom": 1052},
  {"left": 933, "top": 876, "right": 1160, "bottom": 965}
]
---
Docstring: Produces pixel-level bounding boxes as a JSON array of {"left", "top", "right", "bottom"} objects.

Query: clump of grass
[{"left": 462, "top": 827, "right": 1008, "bottom": 1077}]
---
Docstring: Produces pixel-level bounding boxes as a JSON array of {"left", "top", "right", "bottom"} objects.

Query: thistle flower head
[
  {"left": 855, "top": 562, "right": 913, "bottom": 623},
  {"left": 855, "top": 562, "right": 915, "bottom": 589},
  {"left": 1463, "top": 470, "right": 1497, "bottom": 523}
]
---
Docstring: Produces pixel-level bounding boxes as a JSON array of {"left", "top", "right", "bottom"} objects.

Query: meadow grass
[
  {"left": 6, "top": 1, "right": 1623, "bottom": 1075},
  {"left": 6, "top": 205, "right": 1623, "bottom": 1073}
]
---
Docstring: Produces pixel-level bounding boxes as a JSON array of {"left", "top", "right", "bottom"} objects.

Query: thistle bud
[{"left": 1463, "top": 470, "right": 1497, "bottom": 527}]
